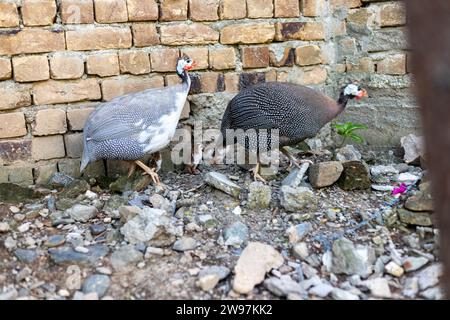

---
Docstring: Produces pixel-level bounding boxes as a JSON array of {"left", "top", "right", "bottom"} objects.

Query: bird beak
[
  {"left": 184, "top": 61, "right": 197, "bottom": 71},
  {"left": 356, "top": 89, "right": 368, "bottom": 100}
]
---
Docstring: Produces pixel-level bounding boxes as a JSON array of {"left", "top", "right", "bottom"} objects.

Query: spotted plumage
[
  {"left": 80, "top": 56, "right": 195, "bottom": 174},
  {"left": 221, "top": 82, "right": 367, "bottom": 150}
]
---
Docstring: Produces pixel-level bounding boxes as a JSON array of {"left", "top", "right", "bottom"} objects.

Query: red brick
[
  {"left": 67, "top": 108, "right": 95, "bottom": 131},
  {"left": 242, "top": 47, "right": 270, "bottom": 69},
  {"left": 101, "top": 75, "right": 164, "bottom": 101},
  {"left": 150, "top": 49, "right": 179, "bottom": 72},
  {"left": 60, "top": 0, "right": 95, "bottom": 24},
  {"left": 22, "top": 0, "right": 57, "bottom": 26},
  {"left": 87, "top": 53, "right": 120, "bottom": 77},
  {"left": 0, "top": 112, "right": 27, "bottom": 139},
  {"left": 274, "top": 0, "right": 300, "bottom": 18},
  {"left": 127, "top": 0, "right": 159, "bottom": 21},
  {"left": 66, "top": 26, "right": 132, "bottom": 51},
  {"left": 189, "top": 0, "right": 219, "bottom": 21},
  {"left": 94, "top": 0, "right": 128, "bottom": 23},
  {"left": 132, "top": 23, "right": 160, "bottom": 47},
  {"left": 0, "top": 29, "right": 65, "bottom": 56},
  {"left": 0, "top": 2, "right": 20, "bottom": 27},
  {"left": 160, "top": 0, "right": 188, "bottom": 21}
]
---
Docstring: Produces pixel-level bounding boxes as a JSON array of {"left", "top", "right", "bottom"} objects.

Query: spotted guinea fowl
[
  {"left": 219, "top": 82, "right": 368, "bottom": 182},
  {"left": 80, "top": 55, "right": 195, "bottom": 185}
]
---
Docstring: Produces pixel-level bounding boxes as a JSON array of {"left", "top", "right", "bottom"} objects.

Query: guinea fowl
[
  {"left": 219, "top": 82, "right": 368, "bottom": 182},
  {"left": 80, "top": 55, "right": 195, "bottom": 186}
]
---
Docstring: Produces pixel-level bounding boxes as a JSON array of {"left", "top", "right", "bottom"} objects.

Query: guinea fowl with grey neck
[
  {"left": 219, "top": 82, "right": 368, "bottom": 182},
  {"left": 80, "top": 55, "right": 196, "bottom": 186}
]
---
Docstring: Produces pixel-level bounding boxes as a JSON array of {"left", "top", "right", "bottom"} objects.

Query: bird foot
[
  {"left": 185, "top": 165, "right": 201, "bottom": 175},
  {"left": 249, "top": 165, "right": 267, "bottom": 183},
  {"left": 134, "top": 160, "right": 163, "bottom": 187}
]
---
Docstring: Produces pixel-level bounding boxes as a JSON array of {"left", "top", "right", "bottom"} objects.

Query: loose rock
[
  {"left": 110, "top": 244, "right": 144, "bottom": 271},
  {"left": 224, "top": 221, "right": 249, "bottom": 246},
  {"left": 337, "top": 161, "right": 371, "bottom": 191},
  {"left": 308, "top": 161, "right": 343, "bottom": 188},
  {"left": 331, "top": 237, "right": 376, "bottom": 278},
  {"left": 204, "top": 172, "right": 242, "bottom": 198},
  {"left": 287, "top": 222, "right": 312, "bottom": 244},
  {"left": 233, "top": 242, "right": 284, "bottom": 294},
  {"left": 279, "top": 186, "right": 318, "bottom": 212},
  {"left": 247, "top": 182, "right": 271, "bottom": 209},
  {"left": 263, "top": 276, "right": 305, "bottom": 297},
  {"left": 334, "top": 145, "right": 362, "bottom": 162},
  {"left": 398, "top": 209, "right": 433, "bottom": 226},
  {"left": 82, "top": 274, "right": 111, "bottom": 298},
  {"left": 66, "top": 204, "right": 98, "bottom": 223},
  {"left": 173, "top": 237, "right": 197, "bottom": 252}
]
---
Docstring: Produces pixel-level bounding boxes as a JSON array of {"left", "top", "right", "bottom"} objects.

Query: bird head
[
  {"left": 342, "top": 84, "right": 368, "bottom": 100},
  {"left": 176, "top": 55, "right": 196, "bottom": 75}
]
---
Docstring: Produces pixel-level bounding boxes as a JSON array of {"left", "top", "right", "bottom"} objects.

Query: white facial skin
[
  {"left": 176, "top": 58, "right": 194, "bottom": 74},
  {"left": 344, "top": 84, "right": 366, "bottom": 99},
  {"left": 344, "top": 84, "right": 360, "bottom": 96}
]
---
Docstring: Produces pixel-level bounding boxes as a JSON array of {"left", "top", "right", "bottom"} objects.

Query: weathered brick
[
  {"left": 101, "top": 75, "right": 164, "bottom": 100},
  {"left": 33, "top": 109, "right": 67, "bottom": 136},
  {"left": 180, "top": 48, "right": 209, "bottom": 70},
  {"left": 61, "top": 0, "right": 95, "bottom": 24},
  {"left": 32, "top": 135, "right": 65, "bottom": 160},
  {"left": 338, "top": 37, "right": 358, "bottom": 58},
  {"left": 87, "top": 53, "right": 120, "bottom": 77},
  {"left": 165, "top": 74, "right": 182, "bottom": 86},
  {"left": 0, "top": 2, "right": 19, "bottom": 27},
  {"left": 22, "top": 0, "right": 57, "bottom": 26},
  {"left": 150, "top": 49, "right": 179, "bottom": 72},
  {"left": 198, "top": 72, "right": 222, "bottom": 93},
  {"left": 64, "top": 133, "right": 84, "bottom": 158},
  {"left": 265, "top": 69, "right": 277, "bottom": 82},
  {"left": 221, "top": 23, "right": 275, "bottom": 44},
  {"left": 269, "top": 46, "right": 295, "bottom": 67},
  {"left": 0, "top": 140, "right": 32, "bottom": 163},
  {"left": 274, "top": 0, "right": 300, "bottom": 18},
  {"left": 295, "top": 45, "right": 323, "bottom": 66},
  {"left": 346, "top": 57, "right": 374, "bottom": 73},
  {"left": 0, "top": 58, "right": 12, "bottom": 80},
  {"left": 377, "top": 54, "right": 406, "bottom": 75},
  {"left": 347, "top": 8, "right": 377, "bottom": 28},
  {"left": 277, "top": 70, "right": 289, "bottom": 82},
  {"left": 33, "top": 79, "right": 101, "bottom": 105},
  {"left": 35, "top": 163, "right": 58, "bottom": 185},
  {"left": 12, "top": 55, "right": 50, "bottom": 83},
  {"left": 380, "top": 2, "right": 406, "bottom": 27},
  {"left": 224, "top": 73, "right": 239, "bottom": 92},
  {"left": 219, "top": 0, "right": 246, "bottom": 19},
  {"left": 239, "top": 72, "right": 266, "bottom": 90},
  {"left": 132, "top": 23, "right": 160, "bottom": 47},
  {"left": 180, "top": 101, "right": 190, "bottom": 120},
  {"left": 299, "top": 66, "right": 327, "bottom": 85},
  {"left": 67, "top": 108, "right": 95, "bottom": 131},
  {"left": 242, "top": 47, "right": 270, "bottom": 69},
  {"left": 301, "top": 0, "right": 325, "bottom": 17},
  {"left": 119, "top": 51, "right": 151, "bottom": 75},
  {"left": 160, "top": 0, "right": 188, "bottom": 21},
  {"left": 127, "top": 0, "right": 158, "bottom": 21},
  {"left": 8, "top": 166, "right": 34, "bottom": 186},
  {"left": 330, "top": 0, "right": 362, "bottom": 10},
  {"left": 94, "top": 0, "right": 128, "bottom": 23},
  {"left": 50, "top": 52, "right": 84, "bottom": 80},
  {"left": 58, "top": 158, "right": 82, "bottom": 178},
  {"left": 247, "top": 0, "right": 273, "bottom": 18},
  {"left": 160, "top": 24, "right": 219, "bottom": 45},
  {"left": 0, "top": 82, "right": 32, "bottom": 111},
  {"left": 0, "top": 29, "right": 65, "bottom": 56},
  {"left": 209, "top": 48, "right": 236, "bottom": 70},
  {"left": 66, "top": 26, "right": 132, "bottom": 51},
  {"left": 190, "top": 0, "right": 219, "bottom": 21},
  {"left": 0, "top": 113, "right": 27, "bottom": 139},
  {"left": 275, "top": 22, "right": 325, "bottom": 41}
]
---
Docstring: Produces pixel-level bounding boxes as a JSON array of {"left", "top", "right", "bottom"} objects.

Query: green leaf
[{"left": 349, "top": 133, "right": 364, "bottom": 143}]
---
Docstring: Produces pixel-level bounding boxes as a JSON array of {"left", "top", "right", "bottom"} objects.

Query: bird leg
[
  {"left": 127, "top": 161, "right": 137, "bottom": 178},
  {"left": 281, "top": 147, "right": 314, "bottom": 168},
  {"left": 185, "top": 164, "right": 201, "bottom": 175},
  {"left": 134, "top": 160, "right": 161, "bottom": 186},
  {"left": 249, "top": 162, "right": 267, "bottom": 183}
]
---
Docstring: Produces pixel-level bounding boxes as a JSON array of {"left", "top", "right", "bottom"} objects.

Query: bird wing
[{"left": 85, "top": 85, "right": 181, "bottom": 142}]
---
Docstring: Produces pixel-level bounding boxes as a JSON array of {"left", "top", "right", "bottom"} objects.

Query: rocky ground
[{"left": 0, "top": 137, "right": 442, "bottom": 300}]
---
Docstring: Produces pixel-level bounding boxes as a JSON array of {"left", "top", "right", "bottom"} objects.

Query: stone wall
[{"left": 0, "top": 0, "right": 416, "bottom": 185}]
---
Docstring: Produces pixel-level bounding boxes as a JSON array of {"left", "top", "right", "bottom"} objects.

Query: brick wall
[{"left": 0, "top": 0, "right": 415, "bottom": 185}]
